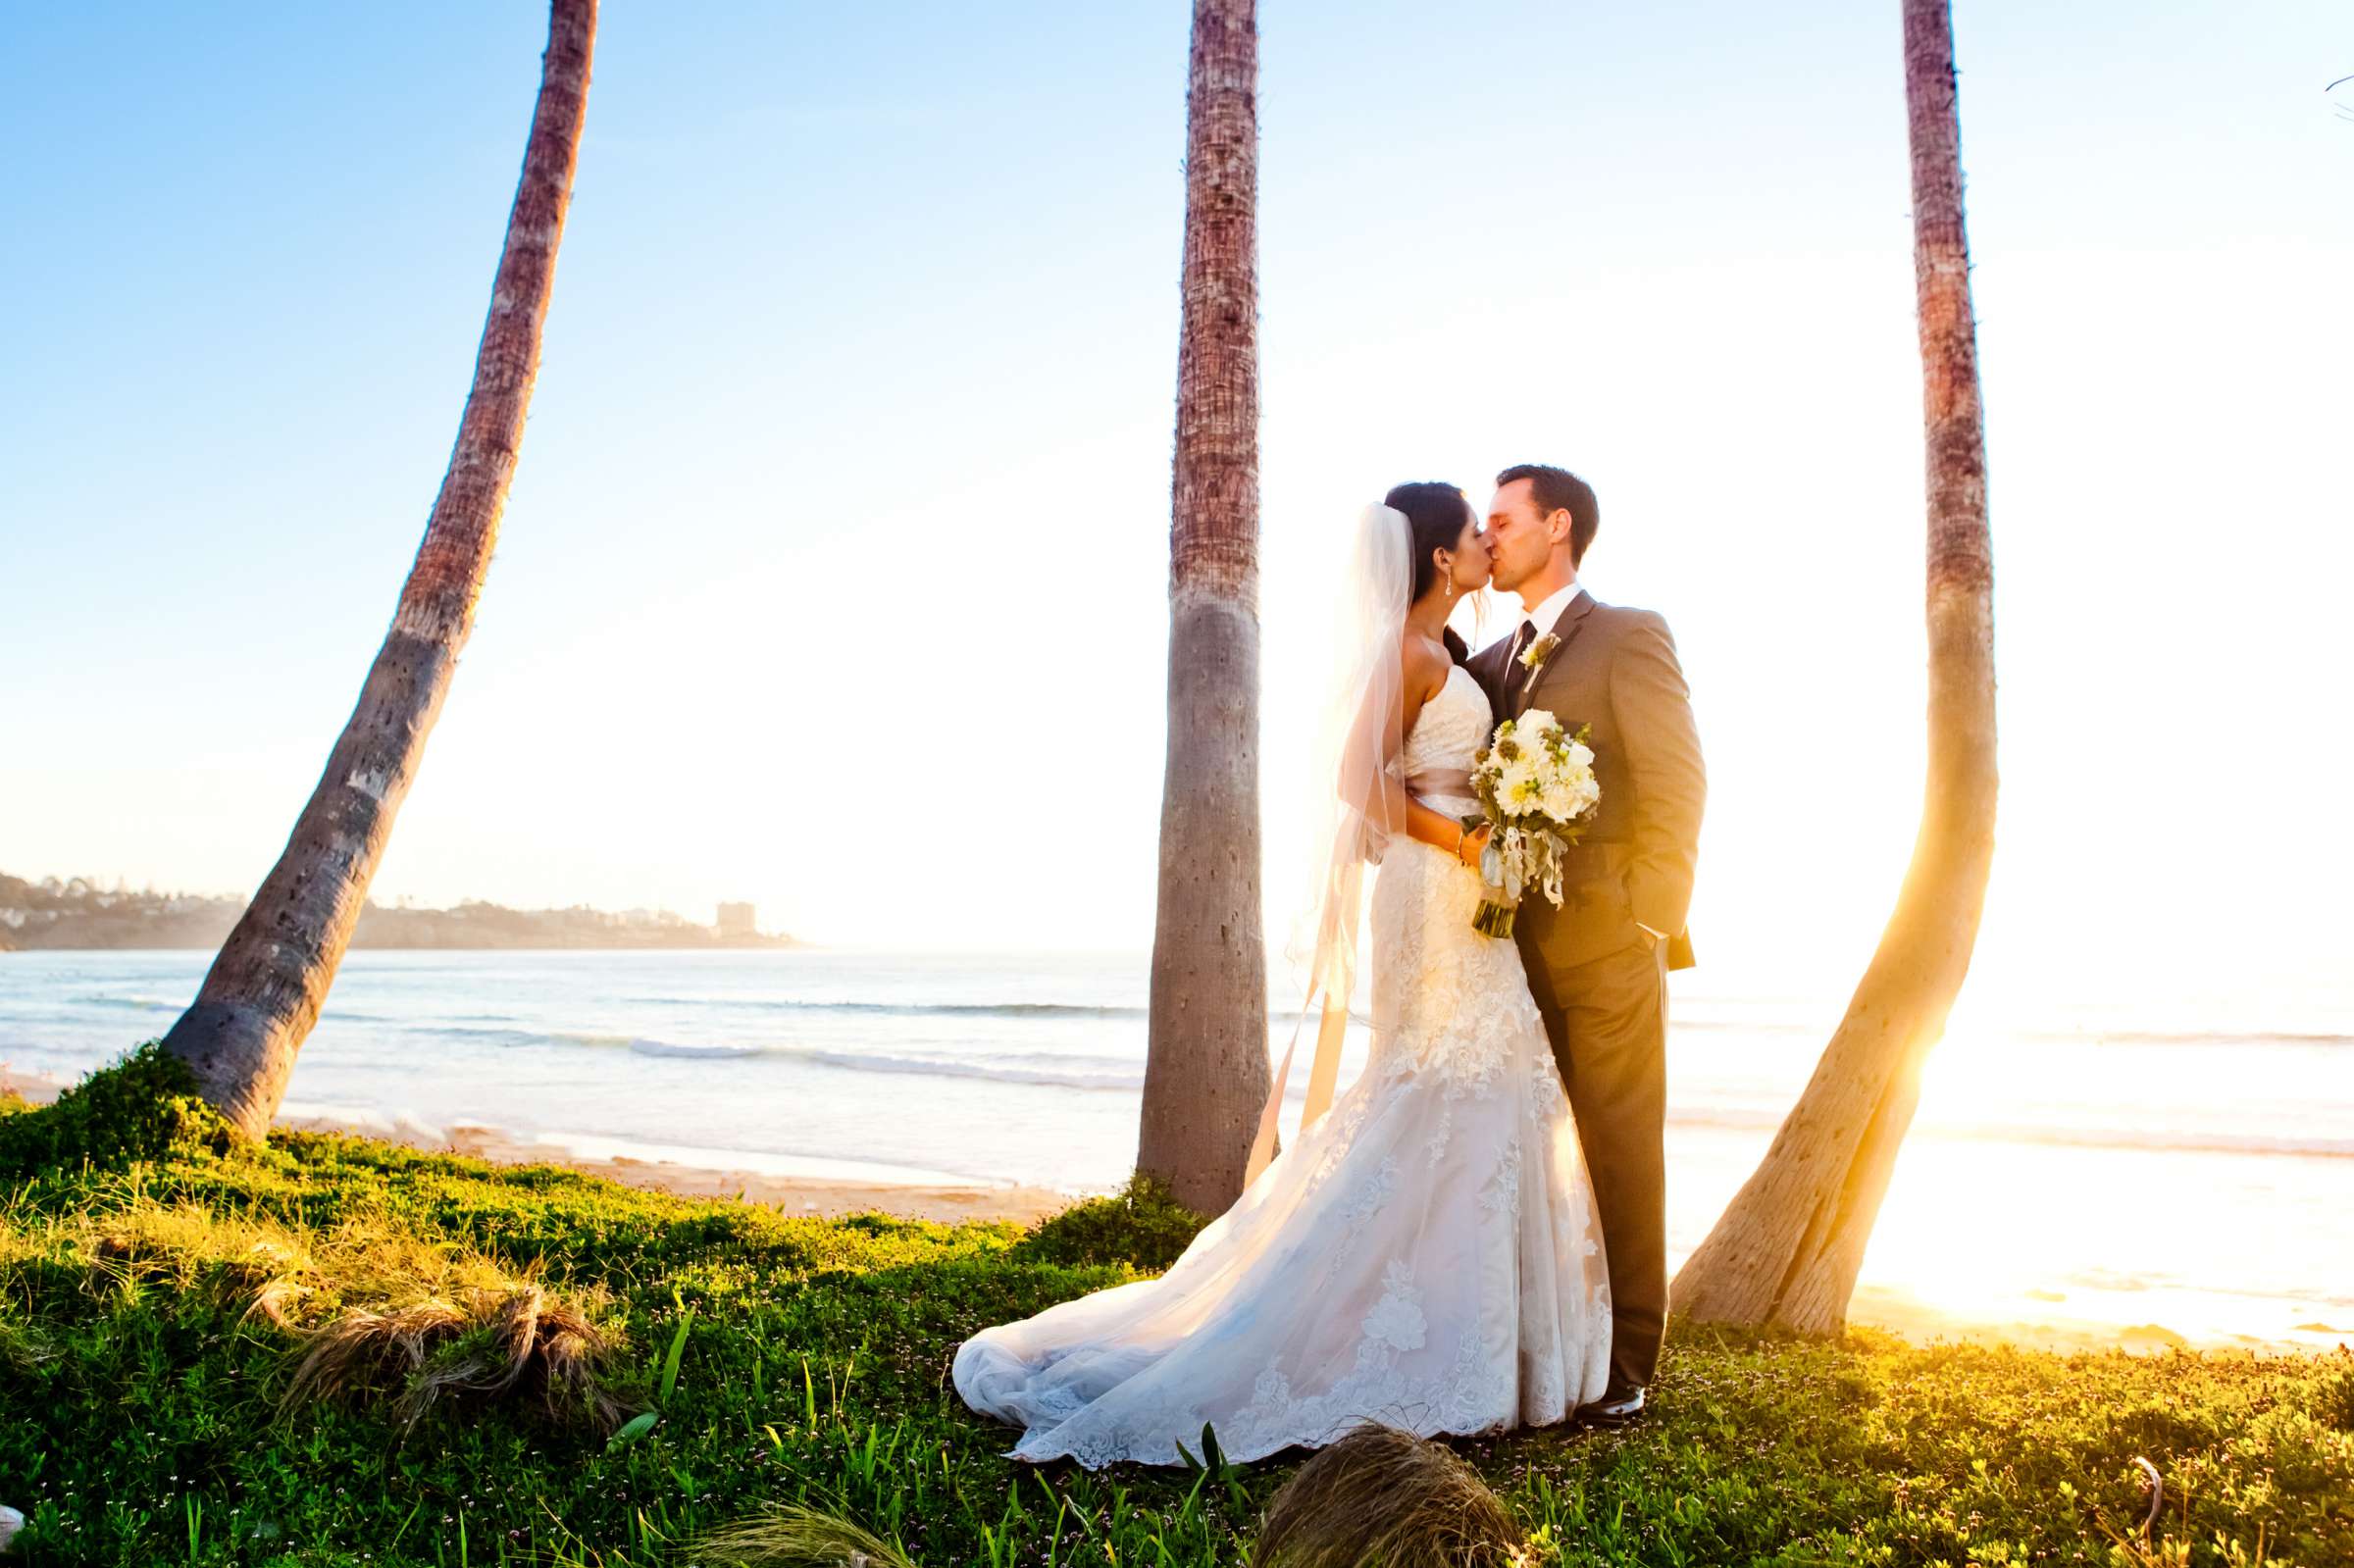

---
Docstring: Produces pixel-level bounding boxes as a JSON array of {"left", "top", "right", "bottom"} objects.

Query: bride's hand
[{"left": 1455, "top": 823, "right": 1492, "bottom": 868}]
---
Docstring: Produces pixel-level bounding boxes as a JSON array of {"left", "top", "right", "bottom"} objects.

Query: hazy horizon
[{"left": 6, "top": 1, "right": 2350, "bottom": 1015}]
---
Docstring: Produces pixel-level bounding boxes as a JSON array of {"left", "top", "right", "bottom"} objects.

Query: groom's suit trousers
[{"left": 1518, "top": 932, "right": 1671, "bottom": 1394}]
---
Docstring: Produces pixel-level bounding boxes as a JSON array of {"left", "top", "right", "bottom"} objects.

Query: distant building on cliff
[{"left": 716, "top": 901, "right": 757, "bottom": 939}]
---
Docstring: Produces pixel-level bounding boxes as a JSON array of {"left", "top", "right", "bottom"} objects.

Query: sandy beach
[
  {"left": 408, "top": 1121, "right": 1077, "bottom": 1228},
  {"left": 2, "top": 1065, "right": 1071, "bottom": 1228},
  {"left": 7, "top": 1063, "right": 2337, "bottom": 1355}
]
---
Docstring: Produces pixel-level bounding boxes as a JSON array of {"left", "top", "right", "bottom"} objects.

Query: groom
[{"left": 1468, "top": 463, "right": 1706, "bottom": 1427}]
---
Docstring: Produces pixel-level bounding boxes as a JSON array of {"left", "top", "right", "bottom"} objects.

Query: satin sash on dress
[{"left": 1405, "top": 769, "right": 1474, "bottom": 802}]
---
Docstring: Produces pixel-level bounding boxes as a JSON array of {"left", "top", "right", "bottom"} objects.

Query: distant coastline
[{"left": 0, "top": 873, "right": 798, "bottom": 951}]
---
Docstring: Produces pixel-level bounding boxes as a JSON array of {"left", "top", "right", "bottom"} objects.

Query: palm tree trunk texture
[
  {"left": 1670, "top": 0, "right": 1998, "bottom": 1334},
  {"left": 1139, "top": 0, "right": 1269, "bottom": 1215},
  {"left": 162, "top": 0, "right": 597, "bottom": 1139}
]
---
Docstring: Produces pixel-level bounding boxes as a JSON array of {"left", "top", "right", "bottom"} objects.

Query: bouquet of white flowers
[{"left": 1462, "top": 707, "right": 1601, "bottom": 937}]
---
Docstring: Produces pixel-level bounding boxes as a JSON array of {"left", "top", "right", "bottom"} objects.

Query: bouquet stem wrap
[{"left": 1471, "top": 876, "right": 1519, "bottom": 938}]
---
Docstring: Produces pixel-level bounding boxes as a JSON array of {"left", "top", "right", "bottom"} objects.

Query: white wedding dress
[{"left": 952, "top": 665, "right": 1612, "bottom": 1467}]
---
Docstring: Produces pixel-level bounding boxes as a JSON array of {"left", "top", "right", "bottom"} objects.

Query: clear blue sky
[{"left": 4, "top": 2, "right": 2349, "bottom": 1011}]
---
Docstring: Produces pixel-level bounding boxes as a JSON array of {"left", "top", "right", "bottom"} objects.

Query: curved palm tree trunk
[
  {"left": 1670, "top": 0, "right": 1997, "bottom": 1334},
  {"left": 1138, "top": 0, "right": 1268, "bottom": 1215},
  {"left": 162, "top": 0, "right": 597, "bottom": 1140}
]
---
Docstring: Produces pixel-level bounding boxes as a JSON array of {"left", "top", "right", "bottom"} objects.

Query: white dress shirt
[{"left": 1519, "top": 580, "right": 1586, "bottom": 638}]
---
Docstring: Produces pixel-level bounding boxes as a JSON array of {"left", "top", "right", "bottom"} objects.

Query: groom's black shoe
[{"left": 1575, "top": 1385, "right": 1647, "bottom": 1429}]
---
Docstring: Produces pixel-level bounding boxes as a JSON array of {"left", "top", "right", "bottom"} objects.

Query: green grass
[{"left": 1, "top": 1049, "right": 2348, "bottom": 1566}]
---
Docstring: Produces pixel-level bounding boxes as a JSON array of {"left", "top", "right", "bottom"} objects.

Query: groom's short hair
[{"left": 1497, "top": 463, "right": 1599, "bottom": 566}]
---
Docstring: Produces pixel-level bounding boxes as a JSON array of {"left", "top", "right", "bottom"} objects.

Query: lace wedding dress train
[{"left": 952, "top": 666, "right": 1612, "bottom": 1467}]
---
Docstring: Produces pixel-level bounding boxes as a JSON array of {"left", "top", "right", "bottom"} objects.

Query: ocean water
[{"left": 3, "top": 948, "right": 2348, "bottom": 1348}]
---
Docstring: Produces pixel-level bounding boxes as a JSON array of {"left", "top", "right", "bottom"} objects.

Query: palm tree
[
  {"left": 1137, "top": 0, "right": 1268, "bottom": 1215},
  {"left": 162, "top": 0, "right": 598, "bottom": 1140},
  {"left": 1670, "top": 0, "right": 1998, "bottom": 1334}
]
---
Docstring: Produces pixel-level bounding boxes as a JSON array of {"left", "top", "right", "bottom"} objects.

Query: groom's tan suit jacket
[
  {"left": 1466, "top": 585, "right": 1704, "bottom": 1395},
  {"left": 1466, "top": 589, "right": 1706, "bottom": 972}
]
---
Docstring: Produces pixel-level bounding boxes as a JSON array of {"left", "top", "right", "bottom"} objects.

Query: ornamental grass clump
[
  {"left": 1250, "top": 1422, "right": 1527, "bottom": 1568},
  {"left": 84, "top": 1200, "right": 312, "bottom": 1325},
  {"left": 693, "top": 1501, "right": 921, "bottom": 1568},
  {"left": 280, "top": 1279, "right": 635, "bottom": 1436}
]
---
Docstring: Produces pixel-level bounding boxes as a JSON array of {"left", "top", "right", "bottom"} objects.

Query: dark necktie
[{"left": 1503, "top": 620, "right": 1538, "bottom": 709}]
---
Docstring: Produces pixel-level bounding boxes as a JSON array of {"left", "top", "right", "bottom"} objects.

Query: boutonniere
[{"left": 1518, "top": 632, "right": 1561, "bottom": 677}]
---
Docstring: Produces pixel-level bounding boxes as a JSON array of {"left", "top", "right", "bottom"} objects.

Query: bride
[{"left": 952, "top": 482, "right": 1612, "bottom": 1467}]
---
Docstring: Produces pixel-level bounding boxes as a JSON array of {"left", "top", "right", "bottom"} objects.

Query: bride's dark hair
[{"left": 1386, "top": 481, "right": 1473, "bottom": 664}]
